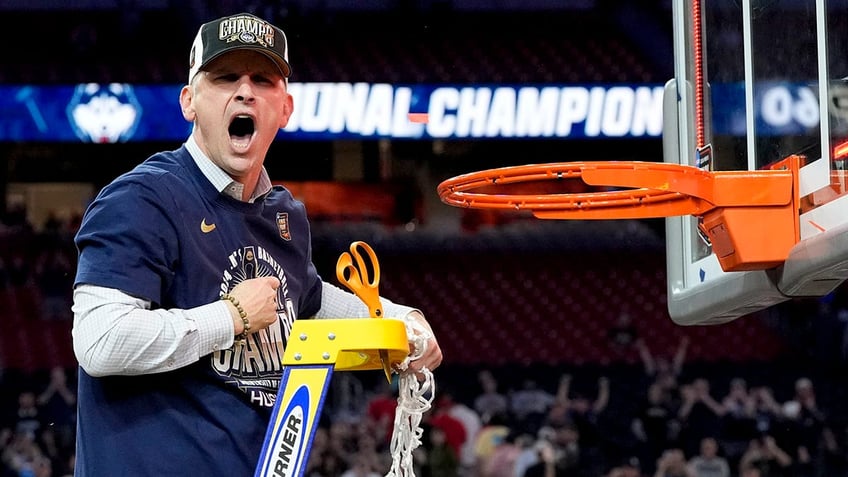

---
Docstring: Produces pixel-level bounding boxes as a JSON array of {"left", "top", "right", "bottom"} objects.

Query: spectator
[
  {"left": 365, "top": 378, "right": 398, "bottom": 446},
  {"left": 551, "top": 375, "right": 610, "bottom": 473},
  {"left": 33, "top": 248, "right": 74, "bottom": 320},
  {"left": 512, "top": 433, "right": 540, "bottom": 477},
  {"left": 606, "top": 458, "right": 643, "bottom": 477},
  {"left": 42, "top": 211, "right": 63, "bottom": 237},
  {"left": 480, "top": 430, "right": 522, "bottom": 477},
  {"left": 608, "top": 312, "right": 639, "bottom": 357},
  {"left": 304, "top": 426, "right": 331, "bottom": 476},
  {"left": 739, "top": 436, "right": 792, "bottom": 477},
  {"left": 352, "top": 425, "right": 387, "bottom": 474},
  {"left": 510, "top": 379, "right": 555, "bottom": 434},
  {"left": 638, "top": 337, "right": 689, "bottom": 393},
  {"left": 439, "top": 392, "right": 483, "bottom": 473},
  {"left": 653, "top": 448, "right": 694, "bottom": 477},
  {"left": 3, "top": 203, "right": 32, "bottom": 231},
  {"left": 1, "top": 431, "right": 49, "bottom": 477},
  {"left": 821, "top": 422, "right": 848, "bottom": 476},
  {"left": 719, "top": 378, "right": 757, "bottom": 463},
  {"left": 474, "top": 413, "right": 512, "bottom": 472},
  {"left": 677, "top": 378, "right": 725, "bottom": 456},
  {"left": 327, "top": 420, "right": 358, "bottom": 470},
  {"left": 688, "top": 437, "right": 730, "bottom": 477},
  {"left": 779, "top": 377, "right": 828, "bottom": 477},
  {"left": 32, "top": 454, "right": 52, "bottom": 477},
  {"left": 522, "top": 426, "right": 582, "bottom": 477},
  {"left": 58, "top": 453, "right": 75, "bottom": 477},
  {"left": 306, "top": 441, "right": 347, "bottom": 477},
  {"left": 750, "top": 387, "right": 782, "bottom": 437},
  {"left": 36, "top": 367, "right": 76, "bottom": 453},
  {"left": 12, "top": 390, "right": 44, "bottom": 440},
  {"left": 632, "top": 383, "right": 678, "bottom": 473},
  {"left": 422, "top": 426, "right": 459, "bottom": 477},
  {"left": 428, "top": 397, "right": 467, "bottom": 461},
  {"left": 521, "top": 439, "right": 560, "bottom": 477},
  {"left": 7, "top": 251, "right": 30, "bottom": 287},
  {"left": 340, "top": 454, "right": 381, "bottom": 477},
  {"left": 475, "top": 370, "right": 509, "bottom": 425}
]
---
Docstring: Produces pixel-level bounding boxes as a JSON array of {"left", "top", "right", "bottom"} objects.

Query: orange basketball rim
[{"left": 437, "top": 158, "right": 802, "bottom": 272}]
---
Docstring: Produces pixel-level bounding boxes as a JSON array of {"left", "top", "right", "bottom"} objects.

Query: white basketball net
[{"left": 384, "top": 318, "right": 435, "bottom": 477}]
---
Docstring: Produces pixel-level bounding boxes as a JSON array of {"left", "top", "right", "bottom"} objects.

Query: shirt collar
[{"left": 185, "top": 135, "right": 272, "bottom": 203}]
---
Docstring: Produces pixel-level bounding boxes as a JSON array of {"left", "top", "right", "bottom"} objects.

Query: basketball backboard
[{"left": 664, "top": 0, "right": 848, "bottom": 324}]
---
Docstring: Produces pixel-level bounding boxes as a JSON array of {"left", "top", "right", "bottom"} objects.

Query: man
[
  {"left": 688, "top": 437, "right": 730, "bottom": 477},
  {"left": 71, "top": 12, "right": 442, "bottom": 476}
]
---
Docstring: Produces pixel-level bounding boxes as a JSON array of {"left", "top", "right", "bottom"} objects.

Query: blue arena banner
[
  {"left": 1, "top": 84, "right": 189, "bottom": 143},
  {"left": 0, "top": 82, "right": 824, "bottom": 143},
  {"left": 709, "top": 82, "right": 825, "bottom": 138}
]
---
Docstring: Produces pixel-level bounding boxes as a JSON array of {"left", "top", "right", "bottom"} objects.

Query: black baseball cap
[{"left": 188, "top": 13, "right": 292, "bottom": 83}]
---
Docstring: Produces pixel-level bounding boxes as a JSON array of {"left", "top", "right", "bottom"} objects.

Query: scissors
[{"left": 336, "top": 241, "right": 393, "bottom": 381}]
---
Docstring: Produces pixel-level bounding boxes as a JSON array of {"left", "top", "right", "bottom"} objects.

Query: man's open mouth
[{"left": 229, "top": 115, "right": 255, "bottom": 148}]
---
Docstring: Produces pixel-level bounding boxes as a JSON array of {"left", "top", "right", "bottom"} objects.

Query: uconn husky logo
[{"left": 67, "top": 83, "right": 141, "bottom": 143}]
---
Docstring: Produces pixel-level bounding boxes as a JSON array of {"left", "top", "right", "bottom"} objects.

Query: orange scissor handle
[
  {"left": 336, "top": 241, "right": 394, "bottom": 382},
  {"left": 336, "top": 241, "right": 383, "bottom": 318}
]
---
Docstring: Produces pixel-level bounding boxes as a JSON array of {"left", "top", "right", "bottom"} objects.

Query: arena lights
[{"left": 835, "top": 140, "right": 848, "bottom": 161}]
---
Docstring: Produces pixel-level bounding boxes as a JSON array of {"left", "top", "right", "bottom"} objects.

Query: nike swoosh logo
[{"left": 200, "top": 218, "right": 216, "bottom": 233}]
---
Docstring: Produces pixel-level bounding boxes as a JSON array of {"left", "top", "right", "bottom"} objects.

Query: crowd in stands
[
  {"left": 1, "top": 210, "right": 848, "bottom": 477},
  {"left": 3, "top": 335, "right": 847, "bottom": 477}
]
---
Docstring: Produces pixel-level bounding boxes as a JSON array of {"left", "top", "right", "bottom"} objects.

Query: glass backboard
[{"left": 664, "top": 0, "right": 848, "bottom": 324}]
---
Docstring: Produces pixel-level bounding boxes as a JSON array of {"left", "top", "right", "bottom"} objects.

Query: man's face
[{"left": 180, "top": 50, "right": 293, "bottom": 183}]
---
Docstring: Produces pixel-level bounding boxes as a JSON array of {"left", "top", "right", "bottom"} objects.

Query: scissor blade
[{"left": 379, "top": 350, "right": 392, "bottom": 382}]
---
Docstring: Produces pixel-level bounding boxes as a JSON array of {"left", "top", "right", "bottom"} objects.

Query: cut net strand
[{"left": 384, "top": 318, "right": 435, "bottom": 477}]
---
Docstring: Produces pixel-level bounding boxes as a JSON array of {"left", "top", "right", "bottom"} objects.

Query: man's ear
[
  {"left": 179, "top": 85, "right": 196, "bottom": 122},
  {"left": 278, "top": 92, "right": 294, "bottom": 129}
]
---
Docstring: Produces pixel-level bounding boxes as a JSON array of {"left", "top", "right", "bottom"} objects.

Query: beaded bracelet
[{"left": 221, "top": 293, "right": 250, "bottom": 343}]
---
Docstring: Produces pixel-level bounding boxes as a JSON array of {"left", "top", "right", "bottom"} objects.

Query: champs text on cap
[{"left": 189, "top": 13, "right": 292, "bottom": 82}]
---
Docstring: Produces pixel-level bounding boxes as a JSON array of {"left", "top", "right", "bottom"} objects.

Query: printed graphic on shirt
[
  {"left": 212, "top": 245, "right": 297, "bottom": 408},
  {"left": 276, "top": 212, "right": 291, "bottom": 241}
]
